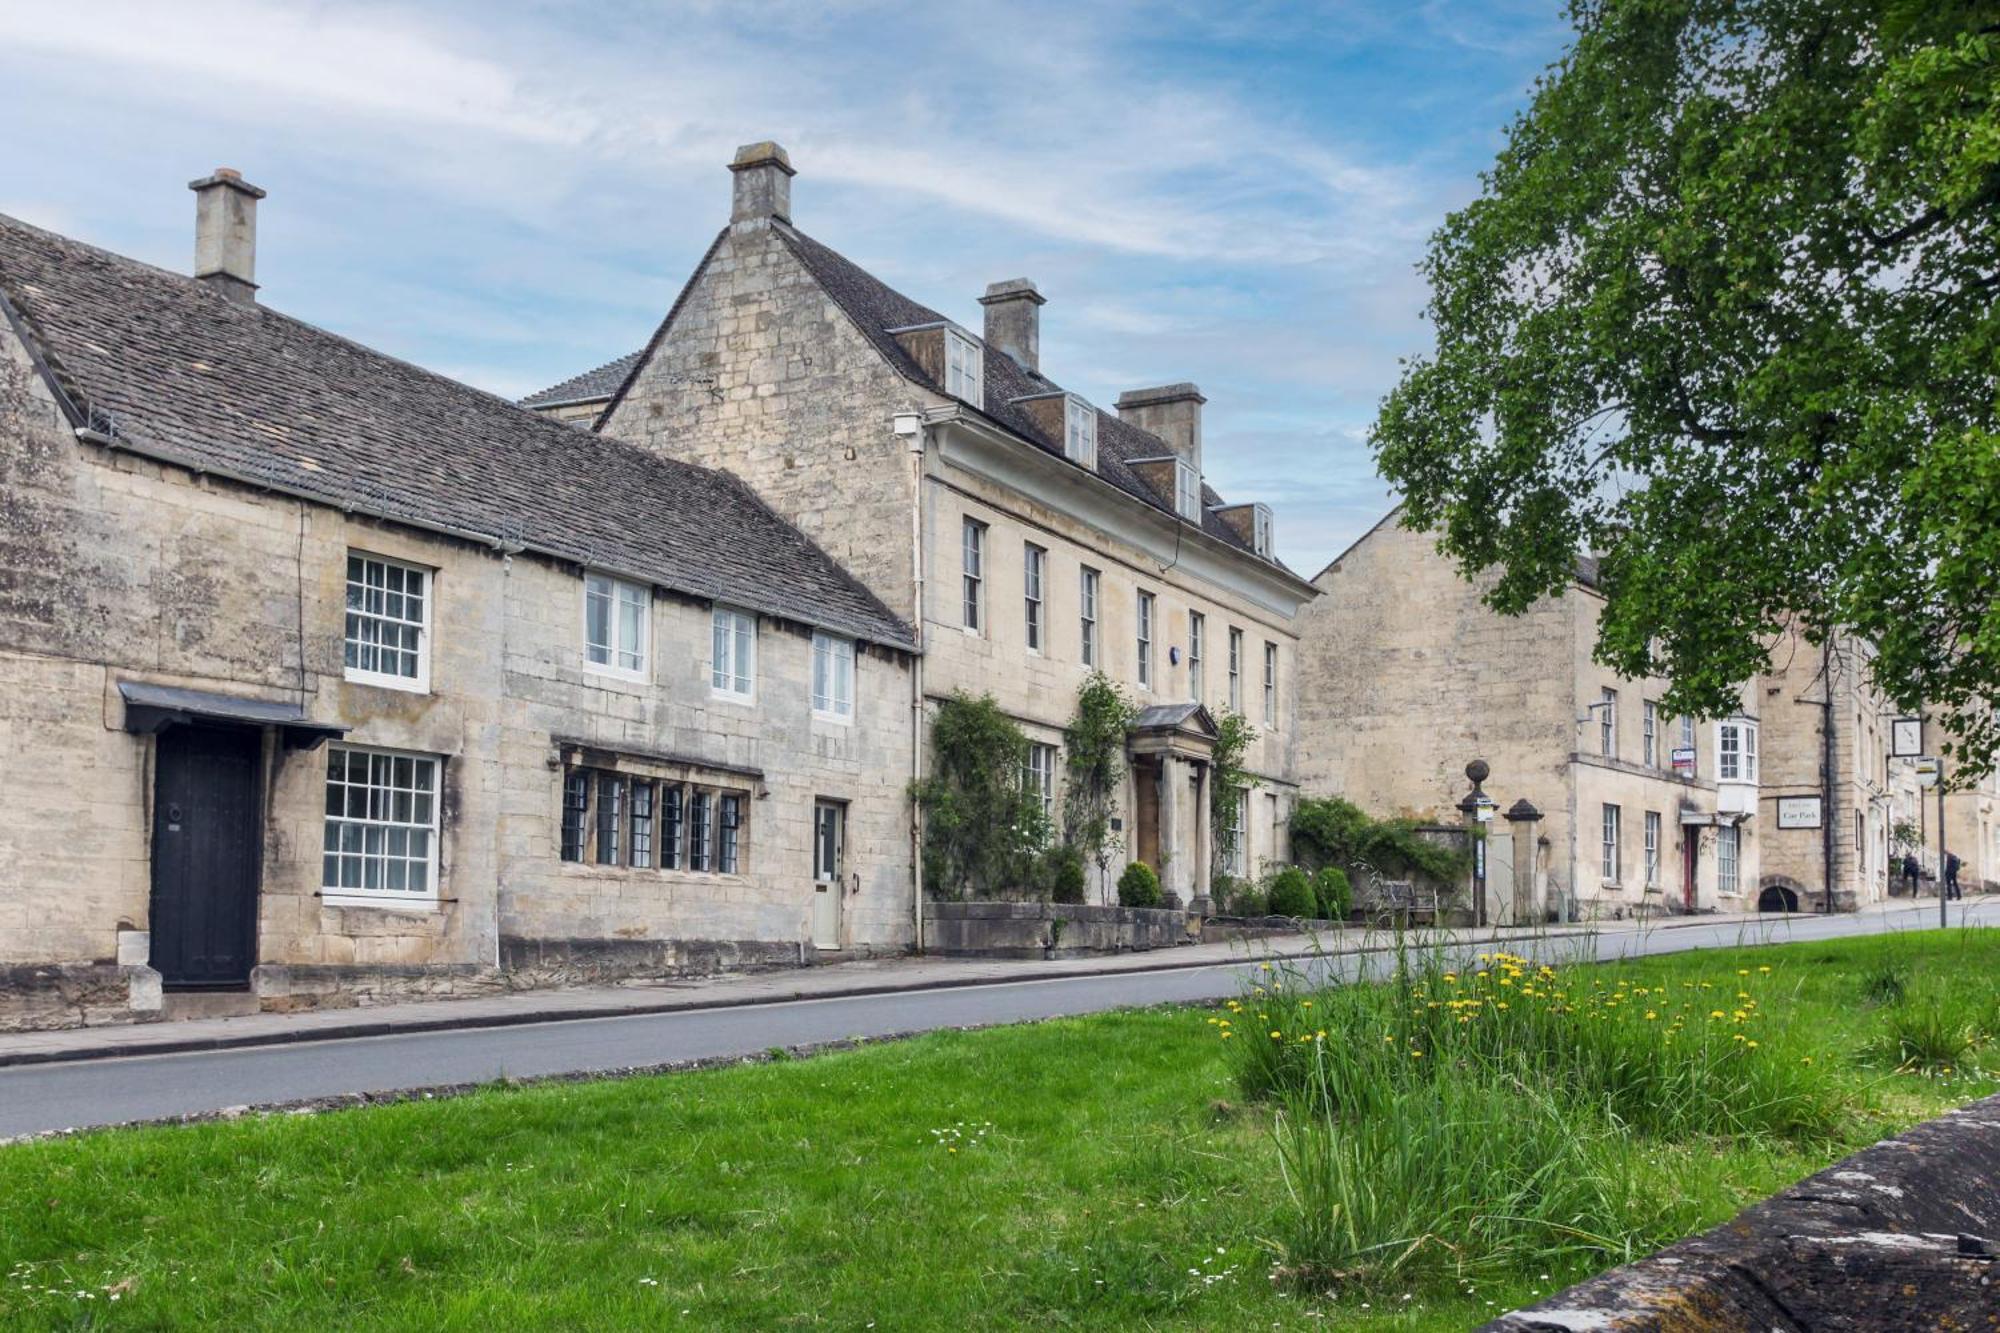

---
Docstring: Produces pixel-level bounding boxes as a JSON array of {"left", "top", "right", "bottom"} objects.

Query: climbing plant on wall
[
  {"left": 1062, "top": 673, "right": 1137, "bottom": 885},
  {"left": 1210, "top": 711, "right": 1257, "bottom": 878},
  {"left": 911, "top": 692, "right": 1045, "bottom": 899}
]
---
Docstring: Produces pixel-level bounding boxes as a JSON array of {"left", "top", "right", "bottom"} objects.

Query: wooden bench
[{"left": 1359, "top": 876, "right": 1440, "bottom": 925}]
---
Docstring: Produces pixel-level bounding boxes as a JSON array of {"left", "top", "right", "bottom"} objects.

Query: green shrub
[
  {"left": 1266, "top": 867, "right": 1315, "bottom": 918},
  {"left": 1290, "top": 795, "right": 1470, "bottom": 883},
  {"left": 1313, "top": 866, "right": 1352, "bottom": 920},
  {"left": 1048, "top": 845, "right": 1087, "bottom": 905},
  {"left": 1116, "top": 861, "right": 1161, "bottom": 908},
  {"left": 1218, "top": 877, "right": 1267, "bottom": 917}
]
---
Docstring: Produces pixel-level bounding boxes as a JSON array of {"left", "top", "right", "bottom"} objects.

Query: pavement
[{"left": 0, "top": 897, "right": 1992, "bottom": 1139}]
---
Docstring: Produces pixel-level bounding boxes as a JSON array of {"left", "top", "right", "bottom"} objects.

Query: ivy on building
[
  {"left": 1060, "top": 673, "right": 1137, "bottom": 887},
  {"left": 911, "top": 692, "right": 1046, "bottom": 899}
]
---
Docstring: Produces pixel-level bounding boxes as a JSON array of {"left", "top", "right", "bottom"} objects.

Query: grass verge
[{"left": 3, "top": 928, "right": 1999, "bottom": 1329}]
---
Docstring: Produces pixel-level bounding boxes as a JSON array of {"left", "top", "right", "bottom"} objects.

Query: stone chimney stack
[
  {"left": 188, "top": 168, "right": 265, "bottom": 303},
  {"left": 730, "top": 141, "right": 795, "bottom": 225},
  {"left": 979, "top": 279, "right": 1045, "bottom": 373},
  {"left": 1116, "top": 383, "right": 1206, "bottom": 473}
]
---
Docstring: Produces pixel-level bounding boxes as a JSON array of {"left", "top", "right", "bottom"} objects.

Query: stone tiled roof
[
  {"left": 519, "top": 350, "right": 642, "bottom": 407},
  {"left": 0, "top": 213, "right": 915, "bottom": 650},
  {"left": 571, "top": 221, "right": 1292, "bottom": 572}
]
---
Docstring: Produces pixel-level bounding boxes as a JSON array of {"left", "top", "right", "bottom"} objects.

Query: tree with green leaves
[{"left": 1374, "top": 0, "right": 2000, "bottom": 774}]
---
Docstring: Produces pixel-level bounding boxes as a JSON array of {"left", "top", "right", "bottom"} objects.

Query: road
[{"left": 3, "top": 901, "right": 1994, "bottom": 1138}]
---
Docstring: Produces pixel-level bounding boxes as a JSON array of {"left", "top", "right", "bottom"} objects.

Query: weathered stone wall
[
  {"left": 923, "top": 900, "right": 1188, "bottom": 957},
  {"left": 599, "top": 220, "right": 924, "bottom": 622},
  {"left": 1486, "top": 1091, "right": 2000, "bottom": 1331},
  {"left": 1296, "top": 518, "right": 1747, "bottom": 920},
  {"left": 0, "top": 315, "right": 915, "bottom": 1031}
]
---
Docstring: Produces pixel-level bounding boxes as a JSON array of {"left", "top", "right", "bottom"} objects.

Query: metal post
[{"left": 1939, "top": 779, "right": 1948, "bottom": 930}]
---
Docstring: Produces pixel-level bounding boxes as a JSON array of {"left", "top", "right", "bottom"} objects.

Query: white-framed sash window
[
  {"left": 1079, "top": 567, "right": 1099, "bottom": 666},
  {"left": 344, "top": 552, "right": 430, "bottom": 690},
  {"left": 1064, "top": 395, "right": 1097, "bottom": 469},
  {"left": 711, "top": 607, "right": 757, "bottom": 699},
  {"left": 322, "top": 745, "right": 440, "bottom": 907},
  {"left": 1023, "top": 543, "right": 1045, "bottom": 653},
  {"left": 944, "top": 327, "right": 983, "bottom": 405},
  {"left": 584, "top": 573, "right": 648, "bottom": 677},
  {"left": 1136, "top": 590, "right": 1154, "bottom": 689},
  {"left": 812, "top": 631, "right": 854, "bottom": 721}
]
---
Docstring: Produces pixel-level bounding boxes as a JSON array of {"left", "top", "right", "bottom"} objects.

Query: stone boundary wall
[
  {"left": 1484, "top": 1092, "right": 2000, "bottom": 1330},
  {"left": 923, "top": 901, "right": 1188, "bottom": 958}
]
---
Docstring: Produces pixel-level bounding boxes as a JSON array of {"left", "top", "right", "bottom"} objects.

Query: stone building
[
  {"left": 1295, "top": 511, "right": 1760, "bottom": 921},
  {"left": 532, "top": 143, "right": 1318, "bottom": 910},
  {"left": 0, "top": 173, "right": 918, "bottom": 1030},
  {"left": 1752, "top": 628, "right": 1924, "bottom": 909}
]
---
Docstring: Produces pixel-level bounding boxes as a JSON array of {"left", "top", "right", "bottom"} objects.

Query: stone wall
[
  {"left": 923, "top": 900, "right": 1188, "bottom": 958},
  {"left": 1486, "top": 1091, "right": 2000, "bottom": 1330}
]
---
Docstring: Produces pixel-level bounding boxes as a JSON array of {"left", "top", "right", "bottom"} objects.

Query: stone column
[
  {"left": 1191, "top": 760, "right": 1213, "bottom": 915},
  {"left": 1505, "top": 799, "right": 1545, "bottom": 924},
  {"left": 1159, "top": 754, "right": 1183, "bottom": 906}
]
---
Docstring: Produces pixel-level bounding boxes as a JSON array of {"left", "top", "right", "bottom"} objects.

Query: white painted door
[{"left": 812, "top": 801, "right": 844, "bottom": 950}]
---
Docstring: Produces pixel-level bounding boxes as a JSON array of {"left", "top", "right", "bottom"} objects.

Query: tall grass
[{"left": 1218, "top": 939, "right": 1846, "bottom": 1292}]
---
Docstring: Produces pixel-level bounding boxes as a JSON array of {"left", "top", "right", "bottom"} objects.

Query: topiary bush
[
  {"left": 1267, "top": 866, "right": 1316, "bottom": 918},
  {"left": 1049, "top": 845, "right": 1087, "bottom": 905},
  {"left": 1117, "top": 860, "right": 1162, "bottom": 908},
  {"left": 1314, "top": 866, "right": 1352, "bottom": 921}
]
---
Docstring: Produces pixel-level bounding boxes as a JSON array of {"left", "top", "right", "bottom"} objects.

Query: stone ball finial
[{"left": 1466, "top": 759, "right": 1490, "bottom": 784}]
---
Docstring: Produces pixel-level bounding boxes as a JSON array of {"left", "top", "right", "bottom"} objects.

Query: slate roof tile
[{"left": 0, "top": 212, "right": 915, "bottom": 650}]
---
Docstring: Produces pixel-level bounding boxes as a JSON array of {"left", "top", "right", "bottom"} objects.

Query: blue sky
[{"left": 0, "top": 0, "right": 1569, "bottom": 574}]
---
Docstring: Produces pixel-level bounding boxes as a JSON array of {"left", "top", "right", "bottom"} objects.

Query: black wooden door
[{"left": 150, "top": 726, "right": 262, "bottom": 989}]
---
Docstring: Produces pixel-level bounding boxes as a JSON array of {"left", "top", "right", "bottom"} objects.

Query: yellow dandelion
[
  {"left": 1271, "top": 1031, "right": 1283, "bottom": 1040},
  {"left": 1409, "top": 1049, "right": 1424, "bottom": 1059},
  {"left": 1746, "top": 1040, "right": 1759, "bottom": 1049},
  {"left": 1644, "top": 1011, "right": 1657, "bottom": 1021}
]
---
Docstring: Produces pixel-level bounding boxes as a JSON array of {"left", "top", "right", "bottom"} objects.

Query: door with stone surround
[{"left": 812, "top": 800, "right": 844, "bottom": 950}]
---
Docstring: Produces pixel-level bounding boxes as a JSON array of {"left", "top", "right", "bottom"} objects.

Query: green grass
[{"left": 3, "top": 929, "right": 1999, "bottom": 1330}]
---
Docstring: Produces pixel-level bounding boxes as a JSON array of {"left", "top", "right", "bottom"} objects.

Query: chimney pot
[
  {"left": 188, "top": 168, "right": 266, "bottom": 304},
  {"left": 730, "top": 140, "right": 795, "bottom": 225},
  {"left": 978, "top": 278, "right": 1045, "bottom": 373},
  {"left": 1116, "top": 382, "right": 1205, "bottom": 473}
]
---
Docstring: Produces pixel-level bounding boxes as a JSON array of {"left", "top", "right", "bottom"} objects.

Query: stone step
[{"left": 161, "top": 991, "right": 261, "bottom": 1022}]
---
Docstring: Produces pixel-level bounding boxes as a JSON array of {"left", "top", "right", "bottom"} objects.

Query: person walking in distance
[
  {"left": 1945, "top": 851, "right": 1963, "bottom": 901},
  {"left": 1902, "top": 852, "right": 1922, "bottom": 897}
]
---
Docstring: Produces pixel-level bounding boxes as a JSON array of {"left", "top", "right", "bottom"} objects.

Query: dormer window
[
  {"left": 1174, "top": 461, "right": 1201, "bottom": 522},
  {"left": 1064, "top": 395, "right": 1097, "bottom": 469},
  {"left": 944, "top": 327, "right": 983, "bottom": 406},
  {"left": 1252, "top": 504, "right": 1274, "bottom": 557}
]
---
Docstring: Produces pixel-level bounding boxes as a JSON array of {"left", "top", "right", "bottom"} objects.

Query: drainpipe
[
  {"left": 894, "top": 412, "right": 927, "bottom": 953},
  {"left": 1821, "top": 640, "right": 1836, "bottom": 912}
]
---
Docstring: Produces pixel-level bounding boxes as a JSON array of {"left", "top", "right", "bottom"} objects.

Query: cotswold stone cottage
[
  {"left": 530, "top": 143, "right": 1318, "bottom": 912},
  {"left": 1296, "top": 512, "right": 1761, "bottom": 921},
  {"left": 0, "top": 172, "right": 918, "bottom": 1030}
]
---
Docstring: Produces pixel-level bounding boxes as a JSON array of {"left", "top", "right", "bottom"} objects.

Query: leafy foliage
[
  {"left": 1209, "top": 711, "right": 1258, "bottom": 877},
  {"left": 912, "top": 692, "right": 1045, "bottom": 899},
  {"left": 1266, "top": 867, "right": 1316, "bottom": 918},
  {"left": 1290, "top": 796, "right": 1470, "bottom": 884},
  {"left": 1313, "top": 866, "right": 1353, "bottom": 921},
  {"left": 1117, "top": 860, "right": 1162, "bottom": 908},
  {"left": 1062, "top": 674, "right": 1138, "bottom": 882},
  {"left": 1372, "top": 0, "right": 2000, "bottom": 775},
  {"left": 1047, "top": 844, "right": 1088, "bottom": 905}
]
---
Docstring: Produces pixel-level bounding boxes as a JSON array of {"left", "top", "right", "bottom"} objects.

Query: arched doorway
[{"left": 1758, "top": 883, "right": 1800, "bottom": 914}]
